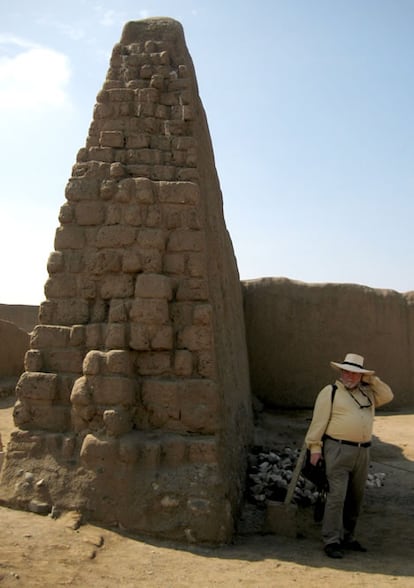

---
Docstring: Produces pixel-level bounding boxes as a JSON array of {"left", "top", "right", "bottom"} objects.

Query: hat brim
[{"left": 330, "top": 361, "right": 375, "bottom": 375}]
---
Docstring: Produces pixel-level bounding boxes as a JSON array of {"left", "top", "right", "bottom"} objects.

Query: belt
[{"left": 323, "top": 434, "right": 371, "bottom": 448}]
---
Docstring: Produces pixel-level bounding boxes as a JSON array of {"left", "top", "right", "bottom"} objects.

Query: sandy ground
[{"left": 1, "top": 392, "right": 414, "bottom": 587}]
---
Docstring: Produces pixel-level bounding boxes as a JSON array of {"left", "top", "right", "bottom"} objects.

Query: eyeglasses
[{"left": 350, "top": 388, "right": 373, "bottom": 409}]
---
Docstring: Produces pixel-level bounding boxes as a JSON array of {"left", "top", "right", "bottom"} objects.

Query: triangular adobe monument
[{"left": 0, "top": 18, "right": 253, "bottom": 543}]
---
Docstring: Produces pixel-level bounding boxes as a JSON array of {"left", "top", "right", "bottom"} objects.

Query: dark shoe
[
  {"left": 342, "top": 539, "right": 367, "bottom": 552},
  {"left": 324, "top": 542, "right": 344, "bottom": 559}
]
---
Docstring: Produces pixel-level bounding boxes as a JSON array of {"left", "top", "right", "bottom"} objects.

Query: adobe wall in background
[
  {"left": 242, "top": 277, "right": 414, "bottom": 410},
  {"left": 0, "top": 321, "right": 29, "bottom": 378},
  {"left": 0, "top": 305, "right": 38, "bottom": 334}
]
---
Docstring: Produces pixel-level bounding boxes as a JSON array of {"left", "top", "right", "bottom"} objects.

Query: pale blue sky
[{"left": 1, "top": 0, "right": 413, "bottom": 304}]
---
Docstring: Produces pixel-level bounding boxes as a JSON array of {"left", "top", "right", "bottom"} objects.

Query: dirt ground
[{"left": 1, "top": 392, "right": 414, "bottom": 587}]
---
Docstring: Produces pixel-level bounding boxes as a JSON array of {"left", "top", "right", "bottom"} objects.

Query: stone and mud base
[{"left": 1, "top": 395, "right": 414, "bottom": 586}]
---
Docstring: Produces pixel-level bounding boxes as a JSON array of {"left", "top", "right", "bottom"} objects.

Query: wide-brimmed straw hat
[{"left": 330, "top": 353, "right": 375, "bottom": 375}]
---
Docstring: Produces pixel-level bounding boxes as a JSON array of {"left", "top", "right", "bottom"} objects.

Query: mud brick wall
[
  {"left": 243, "top": 277, "right": 413, "bottom": 409},
  {"left": 0, "top": 18, "right": 253, "bottom": 544}
]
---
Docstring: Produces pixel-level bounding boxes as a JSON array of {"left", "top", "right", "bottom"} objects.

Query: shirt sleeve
[
  {"left": 305, "top": 384, "right": 334, "bottom": 453},
  {"left": 369, "top": 376, "right": 393, "bottom": 407}
]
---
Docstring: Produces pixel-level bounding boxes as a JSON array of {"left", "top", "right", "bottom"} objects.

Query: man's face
[{"left": 340, "top": 369, "right": 362, "bottom": 389}]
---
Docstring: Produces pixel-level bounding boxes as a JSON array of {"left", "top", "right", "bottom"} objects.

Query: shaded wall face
[{"left": 243, "top": 278, "right": 412, "bottom": 410}]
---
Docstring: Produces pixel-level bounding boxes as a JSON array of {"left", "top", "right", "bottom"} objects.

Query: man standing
[{"left": 305, "top": 353, "right": 393, "bottom": 559}]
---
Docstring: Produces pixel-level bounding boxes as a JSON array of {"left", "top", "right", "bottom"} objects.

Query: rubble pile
[{"left": 245, "top": 446, "right": 386, "bottom": 507}]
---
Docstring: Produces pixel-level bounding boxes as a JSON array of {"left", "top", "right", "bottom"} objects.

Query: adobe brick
[
  {"left": 59, "top": 203, "right": 74, "bottom": 224},
  {"left": 108, "top": 299, "right": 129, "bottom": 322},
  {"left": 178, "top": 325, "right": 212, "bottom": 351},
  {"left": 161, "top": 435, "right": 187, "bottom": 466},
  {"left": 174, "top": 349, "right": 193, "bottom": 376},
  {"left": 30, "top": 404, "right": 70, "bottom": 432},
  {"left": 54, "top": 300, "right": 90, "bottom": 325},
  {"left": 171, "top": 136, "right": 196, "bottom": 150},
  {"left": 47, "top": 251, "right": 65, "bottom": 274},
  {"left": 197, "top": 350, "right": 216, "bottom": 378},
  {"left": 164, "top": 253, "right": 185, "bottom": 274},
  {"left": 107, "top": 88, "right": 135, "bottom": 101},
  {"left": 135, "top": 351, "right": 171, "bottom": 375},
  {"left": 140, "top": 440, "right": 161, "bottom": 468},
  {"left": 105, "top": 350, "right": 133, "bottom": 375},
  {"left": 141, "top": 379, "right": 180, "bottom": 426},
  {"left": 65, "top": 177, "right": 100, "bottom": 202},
  {"left": 54, "top": 226, "right": 86, "bottom": 250},
  {"left": 178, "top": 379, "right": 220, "bottom": 434},
  {"left": 80, "top": 434, "right": 118, "bottom": 468},
  {"left": 126, "top": 133, "right": 150, "bottom": 148},
  {"left": 86, "top": 250, "right": 121, "bottom": 274},
  {"left": 106, "top": 203, "right": 122, "bottom": 224},
  {"left": 158, "top": 181, "right": 199, "bottom": 204},
  {"left": 140, "top": 249, "right": 163, "bottom": 272},
  {"left": 176, "top": 278, "right": 209, "bottom": 301},
  {"left": 31, "top": 325, "right": 71, "bottom": 348},
  {"left": 100, "top": 130, "right": 124, "bottom": 147},
  {"left": 188, "top": 438, "right": 218, "bottom": 464},
  {"left": 100, "top": 274, "right": 135, "bottom": 299},
  {"left": 16, "top": 372, "right": 58, "bottom": 401},
  {"left": 88, "top": 147, "right": 114, "bottom": 163},
  {"left": 96, "top": 225, "right": 137, "bottom": 247},
  {"left": 167, "top": 229, "right": 204, "bottom": 252},
  {"left": 100, "top": 179, "right": 118, "bottom": 200},
  {"left": 105, "top": 323, "right": 126, "bottom": 349},
  {"left": 75, "top": 201, "right": 105, "bottom": 225},
  {"left": 103, "top": 408, "right": 133, "bottom": 437},
  {"left": 70, "top": 325, "right": 86, "bottom": 347},
  {"left": 79, "top": 278, "right": 96, "bottom": 300},
  {"left": 42, "top": 349, "right": 84, "bottom": 373},
  {"left": 176, "top": 168, "right": 199, "bottom": 181},
  {"left": 130, "top": 324, "right": 151, "bottom": 350},
  {"left": 24, "top": 350, "right": 43, "bottom": 372},
  {"left": 109, "top": 162, "right": 127, "bottom": 179},
  {"left": 85, "top": 324, "right": 104, "bottom": 349},
  {"left": 123, "top": 204, "right": 142, "bottom": 227},
  {"left": 151, "top": 325, "right": 174, "bottom": 350},
  {"left": 44, "top": 276, "right": 77, "bottom": 299},
  {"left": 137, "top": 228, "right": 165, "bottom": 250},
  {"left": 122, "top": 251, "right": 142, "bottom": 273},
  {"left": 93, "top": 375, "right": 136, "bottom": 406},
  {"left": 151, "top": 165, "right": 176, "bottom": 181},
  {"left": 135, "top": 273, "right": 172, "bottom": 299},
  {"left": 83, "top": 351, "right": 104, "bottom": 376},
  {"left": 193, "top": 304, "right": 213, "bottom": 326},
  {"left": 130, "top": 298, "right": 169, "bottom": 324},
  {"left": 132, "top": 177, "right": 154, "bottom": 203}
]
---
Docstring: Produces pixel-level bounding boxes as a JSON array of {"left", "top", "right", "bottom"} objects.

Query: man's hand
[{"left": 310, "top": 452, "right": 322, "bottom": 466}]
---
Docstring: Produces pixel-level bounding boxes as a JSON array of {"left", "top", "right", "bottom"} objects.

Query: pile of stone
[
  {"left": 245, "top": 446, "right": 318, "bottom": 507},
  {"left": 245, "top": 446, "right": 386, "bottom": 507}
]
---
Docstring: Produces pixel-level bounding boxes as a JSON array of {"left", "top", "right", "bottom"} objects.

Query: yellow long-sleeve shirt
[{"left": 305, "top": 376, "right": 393, "bottom": 454}]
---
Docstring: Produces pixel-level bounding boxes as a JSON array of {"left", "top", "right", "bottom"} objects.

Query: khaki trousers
[{"left": 322, "top": 438, "right": 370, "bottom": 546}]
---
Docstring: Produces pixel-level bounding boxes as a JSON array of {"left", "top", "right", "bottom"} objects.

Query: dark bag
[
  {"left": 313, "top": 488, "right": 327, "bottom": 523},
  {"left": 302, "top": 383, "right": 337, "bottom": 491},
  {"left": 302, "top": 451, "right": 329, "bottom": 522},
  {"left": 302, "top": 449, "right": 328, "bottom": 491}
]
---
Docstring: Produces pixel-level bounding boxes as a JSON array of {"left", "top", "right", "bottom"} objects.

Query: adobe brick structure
[{"left": 0, "top": 18, "right": 253, "bottom": 543}]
